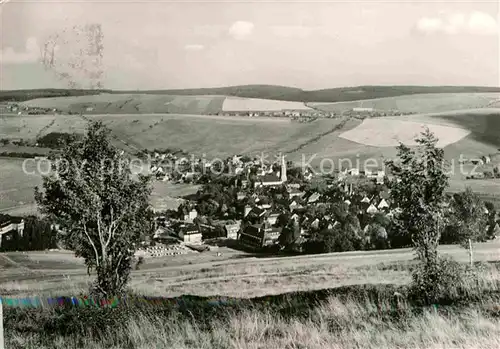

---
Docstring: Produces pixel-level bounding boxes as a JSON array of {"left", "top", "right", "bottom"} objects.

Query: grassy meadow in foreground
[
  {"left": 3, "top": 260, "right": 500, "bottom": 349},
  {"left": 1, "top": 243, "right": 500, "bottom": 348}
]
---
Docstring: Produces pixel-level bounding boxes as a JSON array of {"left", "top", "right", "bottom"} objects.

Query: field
[
  {"left": 339, "top": 117, "right": 471, "bottom": 147},
  {"left": 1, "top": 241, "right": 499, "bottom": 298},
  {"left": 309, "top": 93, "right": 500, "bottom": 114},
  {"left": 0, "top": 158, "right": 199, "bottom": 214},
  {"left": 4, "top": 85, "right": 500, "bottom": 103},
  {"left": 18, "top": 91, "right": 500, "bottom": 116},
  {"left": 1, "top": 107, "right": 500, "bottom": 213},
  {"left": 2, "top": 243, "right": 500, "bottom": 348},
  {"left": 222, "top": 96, "right": 312, "bottom": 111},
  {"left": 21, "top": 94, "right": 226, "bottom": 115}
]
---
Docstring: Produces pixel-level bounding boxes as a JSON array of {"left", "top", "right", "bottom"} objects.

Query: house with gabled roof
[
  {"left": 288, "top": 188, "right": 305, "bottom": 199},
  {"left": 377, "top": 199, "right": 390, "bottom": 210},
  {"left": 183, "top": 208, "right": 198, "bottom": 223},
  {"left": 267, "top": 211, "right": 281, "bottom": 226},
  {"left": 224, "top": 221, "right": 241, "bottom": 240},
  {"left": 177, "top": 223, "right": 202, "bottom": 243},
  {"left": 307, "top": 192, "right": 321, "bottom": 204},
  {"left": 245, "top": 206, "right": 267, "bottom": 224},
  {"left": 0, "top": 215, "right": 24, "bottom": 247},
  {"left": 367, "top": 204, "right": 379, "bottom": 214},
  {"left": 239, "top": 223, "right": 282, "bottom": 249}
]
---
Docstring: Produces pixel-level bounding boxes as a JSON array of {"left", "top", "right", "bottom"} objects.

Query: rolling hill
[
  {"left": 3, "top": 84, "right": 500, "bottom": 103},
  {"left": 16, "top": 90, "right": 500, "bottom": 116},
  {"left": 1, "top": 88, "right": 500, "bottom": 214}
]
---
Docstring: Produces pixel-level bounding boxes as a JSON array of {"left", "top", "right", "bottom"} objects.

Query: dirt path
[
  {"left": 35, "top": 118, "right": 56, "bottom": 139},
  {"left": 285, "top": 116, "right": 351, "bottom": 154}
]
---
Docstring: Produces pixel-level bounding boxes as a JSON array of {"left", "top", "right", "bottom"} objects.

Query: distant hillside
[
  {"left": 0, "top": 89, "right": 110, "bottom": 102},
  {"left": 111, "top": 85, "right": 500, "bottom": 103},
  {"left": 3, "top": 85, "right": 500, "bottom": 103}
]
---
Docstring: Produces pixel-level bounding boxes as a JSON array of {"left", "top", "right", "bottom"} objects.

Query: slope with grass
[
  {"left": 1, "top": 108, "right": 500, "bottom": 213},
  {"left": 1, "top": 242, "right": 499, "bottom": 298},
  {"left": 6, "top": 85, "right": 500, "bottom": 102},
  {"left": 309, "top": 93, "right": 500, "bottom": 114},
  {"left": 2, "top": 242, "right": 500, "bottom": 349},
  {"left": 20, "top": 94, "right": 226, "bottom": 115},
  {"left": 222, "top": 96, "right": 312, "bottom": 111}
]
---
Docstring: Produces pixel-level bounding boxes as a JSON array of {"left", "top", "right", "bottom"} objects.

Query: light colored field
[
  {"left": 20, "top": 94, "right": 226, "bottom": 115},
  {"left": 339, "top": 117, "right": 471, "bottom": 147},
  {"left": 1, "top": 241, "right": 499, "bottom": 298},
  {"left": 222, "top": 96, "right": 312, "bottom": 111},
  {"left": 309, "top": 93, "right": 500, "bottom": 114}
]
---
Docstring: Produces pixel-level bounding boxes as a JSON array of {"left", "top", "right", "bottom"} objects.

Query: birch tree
[
  {"left": 35, "top": 121, "right": 153, "bottom": 296},
  {"left": 449, "top": 187, "right": 489, "bottom": 266}
]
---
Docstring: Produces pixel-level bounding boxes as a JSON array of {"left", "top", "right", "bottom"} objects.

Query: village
[
  {"left": 141, "top": 151, "right": 406, "bottom": 256},
  {"left": 132, "top": 141, "right": 500, "bottom": 260}
]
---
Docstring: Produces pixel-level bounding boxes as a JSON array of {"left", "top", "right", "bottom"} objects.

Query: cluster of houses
[
  {"left": 148, "top": 151, "right": 395, "bottom": 251},
  {"left": 215, "top": 110, "right": 336, "bottom": 118},
  {"left": 5, "top": 104, "right": 59, "bottom": 115},
  {"left": 461, "top": 153, "right": 500, "bottom": 180},
  {"left": 343, "top": 108, "right": 417, "bottom": 120},
  {"left": 234, "top": 164, "right": 392, "bottom": 250},
  {"left": 147, "top": 149, "right": 313, "bottom": 185}
]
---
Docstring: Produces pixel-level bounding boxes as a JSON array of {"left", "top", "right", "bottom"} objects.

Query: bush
[
  {"left": 36, "top": 132, "right": 79, "bottom": 149},
  {"left": 409, "top": 257, "right": 484, "bottom": 305}
]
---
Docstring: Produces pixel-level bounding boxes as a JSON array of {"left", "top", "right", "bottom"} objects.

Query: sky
[{"left": 1, "top": 0, "right": 499, "bottom": 90}]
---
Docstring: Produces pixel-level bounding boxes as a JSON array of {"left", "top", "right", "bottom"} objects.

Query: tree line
[{"left": 0, "top": 216, "right": 58, "bottom": 252}]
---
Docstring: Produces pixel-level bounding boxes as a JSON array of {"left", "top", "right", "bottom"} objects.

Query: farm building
[
  {"left": 377, "top": 199, "right": 390, "bottom": 210},
  {"left": 0, "top": 214, "right": 25, "bottom": 247},
  {"left": 244, "top": 206, "right": 267, "bottom": 223},
  {"left": 353, "top": 107, "right": 374, "bottom": 112},
  {"left": 367, "top": 204, "right": 379, "bottom": 214},
  {"left": 307, "top": 192, "right": 321, "bottom": 204},
  {"left": 183, "top": 209, "right": 198, "bottom": 223},
  {"left": 177, "top": 224, "right": 202, "bottom": 243},
  {"left": 267, "top": 211, "right": 281, "bottom": 226},
  {"left": 481, "top": 155, "right": 492, "bottom": 164},
  {"left": 288, "top": 188, "right": 305, "bottom": 199},
  {"left": 239, "top": 224, "right": 282, "bottom": 249},
  {"left": 224, "top": 222, "right": 241, "bottom": 239}
]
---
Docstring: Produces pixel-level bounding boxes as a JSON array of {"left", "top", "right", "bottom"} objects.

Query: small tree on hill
[
  {"left": 449, "top": 187, "right": 489, "bottom": 266},
  {"left": 387, "top": 129, "right": 451, "bottom": 304},
  {"left": 35, "top": 121, "right": 153, "bottom": 297},
  {"left": 386, "top": 128, "right": 449, "bottom": 269}
]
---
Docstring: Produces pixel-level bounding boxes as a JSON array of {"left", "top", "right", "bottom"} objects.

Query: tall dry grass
[
  {"left": 6, "top": 294, "right": 500, "bottom": 349},
  {"left": 3, "top": 260, "right": 500, "bottom": 349}
]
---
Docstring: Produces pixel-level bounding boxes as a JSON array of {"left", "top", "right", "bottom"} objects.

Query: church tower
[{"left": 280, "top": 154, "right": 287, "bottom": 183}]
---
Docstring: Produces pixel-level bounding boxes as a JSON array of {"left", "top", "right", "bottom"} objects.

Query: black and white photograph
[{"left": 0, "top": 0, "right": 499, "bottom": 348}]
